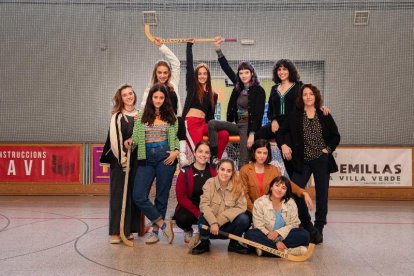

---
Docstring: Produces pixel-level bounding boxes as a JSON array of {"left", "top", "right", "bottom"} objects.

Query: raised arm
[
  {"left": 159, "top": 44, "right": 180, "bottom": 90},
  {"left": 160, "top": 43, "right": 182, "bottom": 115},
  {"left": 186, "top": 42, "right": 196, "bottom": 98},
  {"left": 214, "top": 36, "right": 237, "bottom": 84}
]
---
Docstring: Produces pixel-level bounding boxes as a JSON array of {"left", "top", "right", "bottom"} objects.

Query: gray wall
[{"left": 1, "top": 1, "right": 413, "bottom": 144}]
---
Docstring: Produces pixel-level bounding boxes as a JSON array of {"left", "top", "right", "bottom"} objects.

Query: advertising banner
[
  {"left": 0, "top": 144, "right": 82, "bottom": 183},
  {"left": 91, "top": 144, "right": 110, "bottom": 184},
  {"left": 330, "top": 148, "right": 412, "bottom": 187}
]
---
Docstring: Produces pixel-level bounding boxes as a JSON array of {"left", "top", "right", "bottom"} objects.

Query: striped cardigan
[{"left": 131, "top": 111, "right": 179, "bottom": 161}]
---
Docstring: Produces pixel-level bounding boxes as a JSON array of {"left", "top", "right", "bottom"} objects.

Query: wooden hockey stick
[
  {"left": 120, "top": 148, "right": 133, "bottom": 247},
  {"left": 200, "top": 225, "right": 315, "bottom": 262},
  {"left": 144, "top": 24, "right": 237, "bottom": 43}
]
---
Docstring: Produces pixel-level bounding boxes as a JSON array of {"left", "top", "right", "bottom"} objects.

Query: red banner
[{"left": 0, "top": 144, "right": 82, "bottom": 183}]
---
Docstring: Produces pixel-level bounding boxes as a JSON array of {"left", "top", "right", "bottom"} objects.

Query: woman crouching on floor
[{"left": 191, "top": 159, "right": 250, "bottom": 255}]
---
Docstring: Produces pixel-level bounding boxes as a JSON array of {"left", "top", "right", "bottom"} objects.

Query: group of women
[{"left": 103, "top": 36, "right": 340, "bottom": 257}]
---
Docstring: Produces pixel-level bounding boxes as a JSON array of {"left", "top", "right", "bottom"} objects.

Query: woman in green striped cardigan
[{"left": 125, "top": 83, "right": 179, "bottom": 245}]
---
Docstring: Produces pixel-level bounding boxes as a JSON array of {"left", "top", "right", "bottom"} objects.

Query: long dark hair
[
  {"left": 141, "top": 83, "right": 176, "bottom": 125},
  {"left": 267, "top": 176, "right": 292, "bottom": 203},
  {"left": 195, "top": 63, "right": 215, "bottom": 111}
]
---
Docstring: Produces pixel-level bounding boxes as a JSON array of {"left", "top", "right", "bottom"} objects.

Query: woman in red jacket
[{"left": 173, "top": 141, "right": 216, "bottom": 243}]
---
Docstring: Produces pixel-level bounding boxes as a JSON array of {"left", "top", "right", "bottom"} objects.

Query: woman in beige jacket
[
  {"left": 191, "top": 159, "right": 250, "bottom": 255},
  {"left": 244, "top": 176, "right": 310, "bottom": 257}
]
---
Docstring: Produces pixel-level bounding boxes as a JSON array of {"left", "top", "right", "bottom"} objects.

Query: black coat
[
  {"left": 267, "top": 81, "right": 303, "bottom": 126},
  {"left": 217, "top": 55, "right": 266, "bottom": 134},
  {"left": 277, "top": 109, "right": 340, "bottom": 173}
]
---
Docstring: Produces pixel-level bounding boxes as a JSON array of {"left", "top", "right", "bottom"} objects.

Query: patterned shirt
[
  {"left": 144, "top": 123, "right": 168, "bottom": 143},
  {"left": 237, "top": 87, "right": 249, "bottom": 118},
  {"left": 303, "top": 112, "right": 326, "bottom": 161}
]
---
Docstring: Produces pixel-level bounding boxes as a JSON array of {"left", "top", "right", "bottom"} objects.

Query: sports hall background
[{"left": 0, "top": 0, "right": 413, "bottom": 198}]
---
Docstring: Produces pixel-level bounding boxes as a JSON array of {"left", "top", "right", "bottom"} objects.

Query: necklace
[
  {"left": 193, "top": 166, "right": 206, "bottom": 178},
  {"left": 123, "top": 105, "right": 136, "bottom": 112}
]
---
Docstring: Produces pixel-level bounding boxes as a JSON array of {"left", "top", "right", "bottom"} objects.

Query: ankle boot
[
  {"left": 191, "top": 239, "right": 210, "bottom": 255},
  {"left": 228, "top": 240, "right": 249, "bottom": 254}
]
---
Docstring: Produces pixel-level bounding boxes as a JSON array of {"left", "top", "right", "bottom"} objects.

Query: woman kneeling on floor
[
  {"left": 173, "top": 141, "right": 217, "bottom": 243},
  {"left": 244, "top": 176, "right": 310, "bottom": 257},
  {"left": 191, "top": 159, "right": 250, "bottom": 255}
]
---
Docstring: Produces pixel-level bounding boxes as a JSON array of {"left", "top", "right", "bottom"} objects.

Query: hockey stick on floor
[
  {"left": 144, "top": 24, "right": 237, "bottom": 43},
  {"left": 120, "top": 148, "right": 133, "bottom": 247},
  {"left": 200, "top": 225, "right": 315, "bottom": 262}
]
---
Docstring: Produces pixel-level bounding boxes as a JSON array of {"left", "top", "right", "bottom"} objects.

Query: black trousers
[
  {"left": 292, "top": 154, "right": 330, "bottom": 228},
  {"left": 109, "top": 149, "right": 141, "bottom": 235},
  {"left": 173, "top": 207, "right": 198, "bottom": 232}
]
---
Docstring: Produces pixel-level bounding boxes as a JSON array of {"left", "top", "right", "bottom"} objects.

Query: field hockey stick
[
  {"left": 144, "top": 24, "right": 237, "bottom": 43},
  {"left": 120, "top": 148, "right": 133, "bottom": 247},
  {"left": 200, "top": 225, "right": 315, "bottom": 262}
]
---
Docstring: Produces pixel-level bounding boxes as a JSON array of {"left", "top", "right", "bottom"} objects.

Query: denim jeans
[
  {"left": 197, "top": 213, "right": 250, "bottom": 239},
  {"left": 132, "top": 142, "right": 177, "bottom": 223},
  {"left": 244, "top": 228, "right": 309, "bottom": 249},
  {"left": 292, "top": 153, "right": 330, "bottom": 228}
]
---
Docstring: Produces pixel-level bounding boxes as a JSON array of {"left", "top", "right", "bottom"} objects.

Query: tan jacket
[
  {"left": 252, "top": 195, "right": 300, "bottom": 239},
  {"left": 239, "top": 163, "right": 306, "bottom": 212},
  {"left": 199, "top": 176, "right": 247, "bottom": 227}
]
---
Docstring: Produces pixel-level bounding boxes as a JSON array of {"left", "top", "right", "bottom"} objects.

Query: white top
[{"left": 141, "top": 44, "right": 182, "bottom": 116}]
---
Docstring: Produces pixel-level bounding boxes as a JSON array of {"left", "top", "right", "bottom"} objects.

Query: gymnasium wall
[{"left": 1, "top": 1, "right": 413, "bottom": 145}]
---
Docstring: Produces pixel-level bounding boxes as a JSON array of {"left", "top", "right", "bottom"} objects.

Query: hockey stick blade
[
  {"left": 200, "top": 224, "right": 314, "bottom": 261},
  {"left": 120, "top": 149, "right": 133, "bottom": 247},
  {"left": 144, "top": 24, "right": 237, "bottom": 43}
]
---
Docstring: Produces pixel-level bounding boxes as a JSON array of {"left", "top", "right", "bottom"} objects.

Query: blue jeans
[
  {"left": 244, "top": 228, "right": 309, "bottom": 250},
  {"left": 132, "top": 142, "right": 177, "bottom": 223},
  {"left": 197, "top": 214, "right": 250, "bottom": 239},
  {"left": 292, "top": 153, "right": 330, "bottom": 228}
]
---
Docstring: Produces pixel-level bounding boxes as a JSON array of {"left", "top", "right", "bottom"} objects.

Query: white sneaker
[
  {"left": 184, "top": 230, "right": 193, "bottom": 243},
  {"left": 109, "top": 235, "right": 120, "bottom": 244},
  {"left": 163, "top": 221, "right": 174, "bottom": 244},
  {"left": 145, "top": 232, "right": 160, "bottom": 245},
  {"left": 187, "top": 233, "right": 200, "bottom": 249},
  {"left": 127, "top": 234, "right": 134, "bottom": 240},
  {"left": 256, "top": 248, "right": 263, "bottom": 257},
  {"left": 287, "top": 246, "right": 307, "bottom": 256}
]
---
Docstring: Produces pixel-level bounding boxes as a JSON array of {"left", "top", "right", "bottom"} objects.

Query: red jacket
[{"left": 175, "top": 165, "right": 217, "bottom": 218}]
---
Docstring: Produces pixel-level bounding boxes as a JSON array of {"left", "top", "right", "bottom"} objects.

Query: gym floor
[{"left": 0, "top": 196, "right": 413, "bottom": 276}]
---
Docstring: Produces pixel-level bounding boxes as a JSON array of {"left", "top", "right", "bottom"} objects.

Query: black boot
[
  {"left": 314, "top": 224, "right": 324, "bottom": 242},
  {"left": 304, "top": 224, "right": 323, "bottom": 244},
  {"left": 191, "top": 239, "right": 210, "bottom": 255},
  {"left": 228, "top": 240, "right": 250, "bottom": 254}
]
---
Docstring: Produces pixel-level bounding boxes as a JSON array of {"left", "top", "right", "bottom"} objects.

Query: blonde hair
[{"left": 217, "top": 159, "right": 244, "bottom": 198}]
